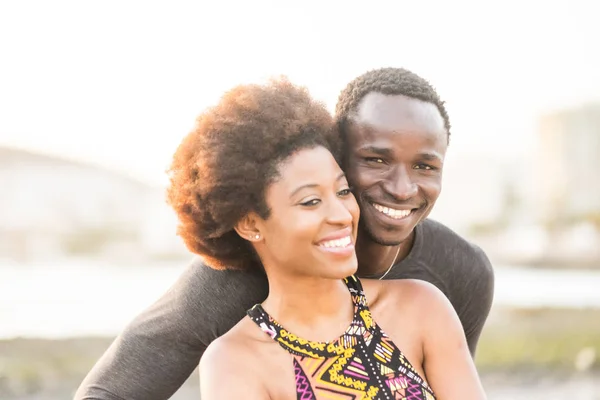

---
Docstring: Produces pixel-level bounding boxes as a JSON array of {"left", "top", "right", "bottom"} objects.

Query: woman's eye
[
  {"left": 337, "top": 188, "right": 352, "bottom": 197},
  {"left": 300, "top": 199, "right": 320, "bottom": 207}
]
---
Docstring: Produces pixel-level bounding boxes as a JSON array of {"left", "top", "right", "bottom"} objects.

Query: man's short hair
[{"left": 335, "top": 67, "right": 451, "bottom": 141}]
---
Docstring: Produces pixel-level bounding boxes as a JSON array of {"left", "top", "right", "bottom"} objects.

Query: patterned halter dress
[{"left": 247, "top": 275, "right": 436, "bottom": 400}]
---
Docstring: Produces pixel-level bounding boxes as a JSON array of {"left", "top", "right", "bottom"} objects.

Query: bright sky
[{"left": 1, "top": 0, "right": 599, "bottom": 185}]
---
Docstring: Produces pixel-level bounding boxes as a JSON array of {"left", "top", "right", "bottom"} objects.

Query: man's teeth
[
  {"left": 320, "top": 236, "right": 352, "bottom": 248},
  {"left": 372, "top": 203, "right": 412, "bottom": 219}
]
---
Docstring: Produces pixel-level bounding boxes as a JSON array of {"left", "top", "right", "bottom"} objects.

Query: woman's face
[{"left": 256, "top": 146, "right": 360, "bottom": 279}]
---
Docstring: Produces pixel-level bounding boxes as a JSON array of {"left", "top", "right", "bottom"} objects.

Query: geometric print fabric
[{"left": 247, "top": 275, "right": 436, "bottom": 400}]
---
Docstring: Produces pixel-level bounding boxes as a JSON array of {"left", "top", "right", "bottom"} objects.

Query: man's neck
[{"left": 355, "top": 229, "right": 416, "bottom": 277}]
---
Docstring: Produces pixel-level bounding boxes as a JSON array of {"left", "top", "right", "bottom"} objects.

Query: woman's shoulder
[
  {"left": 359, "top": 278, "right": 450, "bottom": 374},
  {"left": 361, "top": 277, "right": 450, "bottom": 317},
  {"left": 202, "top": 316, "right": 270, "bottom": 365},
  {"left": 361, "top": 279, "right": 454, "bottom": 328},
  {"left": 200, "top": 316, "right": 276, "bottom": 397}
]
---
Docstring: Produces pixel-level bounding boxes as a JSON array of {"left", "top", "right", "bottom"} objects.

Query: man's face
[{"left": 343, "top": 93, "right": 448, "bottom": 246}]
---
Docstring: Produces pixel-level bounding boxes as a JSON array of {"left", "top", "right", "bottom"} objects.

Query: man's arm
[
  {"left": 74, "top": 258, "right": 268, "bottom": 400},
  {"left": 458, "top": 244, "right": 495, "bottom": 356}
]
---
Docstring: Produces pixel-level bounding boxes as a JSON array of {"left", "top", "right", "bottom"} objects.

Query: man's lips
[{"left": 370, "top": 201, "right": 420, "bottom": 220}]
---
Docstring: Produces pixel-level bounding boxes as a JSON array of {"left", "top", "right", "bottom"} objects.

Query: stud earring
[{"left": 254, "top": 234, "right": 260, "bottom": 239}]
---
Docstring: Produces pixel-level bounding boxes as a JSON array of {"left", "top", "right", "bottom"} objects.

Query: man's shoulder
[
  {"left": 418, "top": 219, "right": 492, "bottom": 274},
  {"left": 419, "top": 219, "right": 477, "bottom": 249},
  {"left": 176, "top": 256, "right": 269, "bottom": 310},
  {"left": 179, "top": 257, "right": 269, "bottom": 294},
  {"left": 129, "top": 257, "right": 269, "bottom": 343}
]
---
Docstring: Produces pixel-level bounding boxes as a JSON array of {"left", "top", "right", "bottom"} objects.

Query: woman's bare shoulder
[
  {"left": 200, "top": 317, "right": 274, "bottom": 398},
  {"left": 361, "top": 278, "right": 448, "bottom": 313},
  {"left": 202, "top": 316, "right": 270, "bottom": 364}
]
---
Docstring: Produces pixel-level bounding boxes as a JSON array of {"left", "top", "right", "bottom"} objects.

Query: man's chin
[{"left": 363, "top": 224, "right": 412, "bottom": 247}]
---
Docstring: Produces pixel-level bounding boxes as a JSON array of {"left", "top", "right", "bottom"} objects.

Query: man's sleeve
[
  {"left": 74, "top": 258, "right": 268, "bottom": 400},
  {"left": 458, "top": 245, "right": 495, "bottom": 357}
]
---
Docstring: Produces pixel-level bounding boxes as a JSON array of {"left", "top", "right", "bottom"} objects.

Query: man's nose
[{"left": 383, "top": 165, "right": 418, "bottom": 201}]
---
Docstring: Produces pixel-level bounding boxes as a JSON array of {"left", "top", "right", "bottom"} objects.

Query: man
[{"left": 75, "top": 68, "right": 494, "bottom": 400}]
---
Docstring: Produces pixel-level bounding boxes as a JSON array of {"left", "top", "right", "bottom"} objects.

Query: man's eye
[
  {"left": 365, "top": 157, "right": 384, "bottom": 164},
  {"left": 415, "top": 164, "right": 434, "bottom": 170},
  {"left": 300, "top": 199, "right": 320, "bottom": 206}
]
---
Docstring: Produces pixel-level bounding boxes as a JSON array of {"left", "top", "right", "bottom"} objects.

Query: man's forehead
[{"left": 351, "top": 92, "right": 445, "bottom": 134}]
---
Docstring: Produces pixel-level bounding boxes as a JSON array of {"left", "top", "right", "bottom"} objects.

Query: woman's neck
[{"left": 261, "top": 272, "right": 355, "bottom": 343}]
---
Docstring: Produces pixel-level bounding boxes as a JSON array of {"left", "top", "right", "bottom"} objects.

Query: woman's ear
[{"left": 234, "top": 213, "right": 263, "bottom": 242}]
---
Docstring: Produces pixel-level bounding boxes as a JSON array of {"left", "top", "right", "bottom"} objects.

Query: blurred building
[
  {"left": 535, "top": 102, "right": 600, "bottom": 224},
  {"left": 430, "top": 154, "right": 508, "bottom": 235},
  {"left": 433, "top": 103, "right": 600, "bottom": 265},
  {"left": 0, "top": 147, "right": 187, "bottom": 263}
]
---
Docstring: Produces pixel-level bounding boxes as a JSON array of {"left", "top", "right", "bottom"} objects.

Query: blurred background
[{"left": 1, "top": 0, "right": 599, "bottom": 399}]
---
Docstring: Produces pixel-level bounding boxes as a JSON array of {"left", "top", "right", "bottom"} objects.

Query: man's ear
[{"left": 234, "top": 213, "right": 263, "bottom": 242}]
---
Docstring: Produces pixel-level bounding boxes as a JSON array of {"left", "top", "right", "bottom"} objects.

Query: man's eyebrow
[
  {"left": 418, "top": 152, "right": 443, "bottom": 162},
  {"left": 356, "top": 146, "right": 393, "bottom": 157}
]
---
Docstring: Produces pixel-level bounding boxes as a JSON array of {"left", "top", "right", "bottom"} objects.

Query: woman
[{"left": 167, "top": 78, "right": 486, "bottom": 399}]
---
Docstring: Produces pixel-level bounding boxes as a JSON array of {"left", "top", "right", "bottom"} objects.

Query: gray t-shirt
[{"left": 75, "top": 219, "right": 494, "bottom": 400}]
